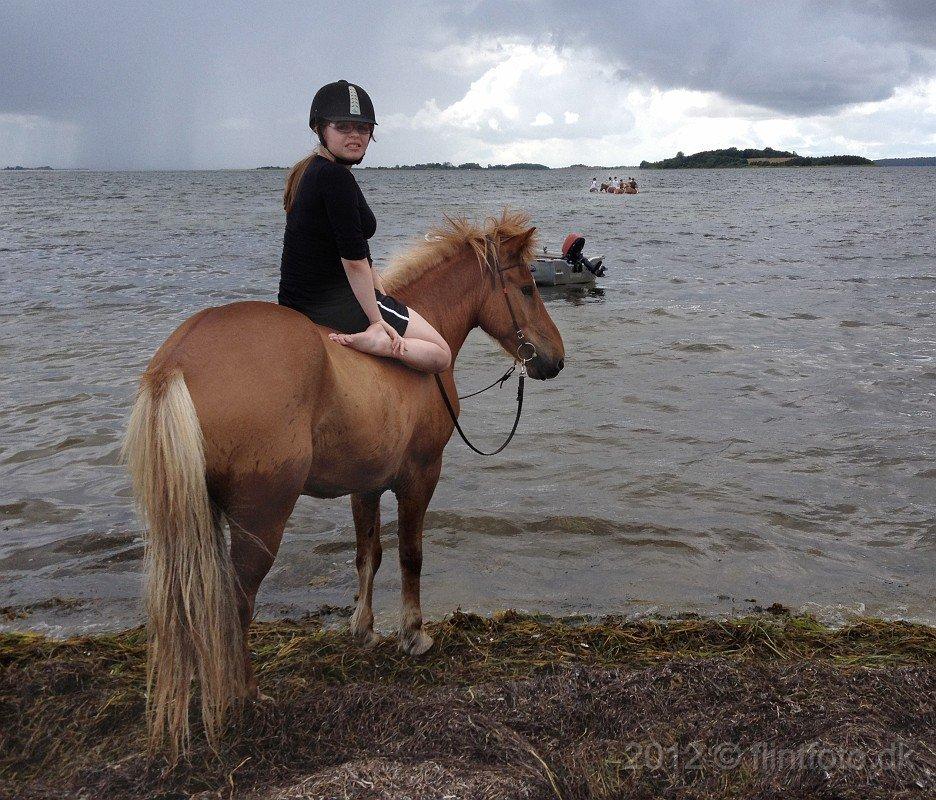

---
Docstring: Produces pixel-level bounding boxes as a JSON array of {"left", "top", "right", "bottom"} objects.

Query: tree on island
[
  {"left": 387, "top": 162, "right": 549, "bottom": 170},
  {"left": 488, "top": 162, "right": 549, "bottom": 170},
  {"left": 640, "top": 147, "right": 873, "bottom": 169}
]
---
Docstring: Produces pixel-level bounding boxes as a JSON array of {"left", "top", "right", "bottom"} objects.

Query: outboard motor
[{"left": 561, "top": 233, "right": 605, "bottom": 277}]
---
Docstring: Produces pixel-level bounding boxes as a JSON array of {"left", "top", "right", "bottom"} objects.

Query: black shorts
[{"left": 287, "top": 289, "right": 410, "bottom": 336}]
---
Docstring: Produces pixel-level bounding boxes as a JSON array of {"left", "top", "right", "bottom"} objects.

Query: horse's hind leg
[
  {"left": 226, "top": 484, "right": 302, "bottom": 698},
  {"left": 394, "top": 462, "right": 441, "bottom": 656},
  {"left": 349, "top": 490, "right": 383, "bottom": 647}
]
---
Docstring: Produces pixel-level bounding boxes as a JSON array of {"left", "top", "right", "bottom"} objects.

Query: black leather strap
[
  {"left": 435, "top": 372, "right": 525, "bottom": 456},
  {"left": 457, "top": 364, "right": 516, "bottom": 400}
]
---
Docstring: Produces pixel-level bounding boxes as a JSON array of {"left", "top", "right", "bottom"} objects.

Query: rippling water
[{"left": 1, "top": 165, "right": 934, "bottom": 634}]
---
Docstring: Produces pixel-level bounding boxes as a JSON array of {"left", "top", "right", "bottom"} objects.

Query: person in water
[
  {"left": 590, "top": 177, "right": 598, "bottom": 192},
  {"left": 279, "top": 80, "right": 451, "bottom": 374}
]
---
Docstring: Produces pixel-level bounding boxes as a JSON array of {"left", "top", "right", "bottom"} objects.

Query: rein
[
  {"left": 456, "top": 363, "right": 515, "bottom": 400},
  {"left": 434, "top": 236, "right": 536, "bottom": 456}
]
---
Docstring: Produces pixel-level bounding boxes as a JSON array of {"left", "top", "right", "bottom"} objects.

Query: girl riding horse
[
  {"left": 123, "top": 209, "right": 565, "bottom": 757},
  {"left": 280, "top": 80, "right": 450, "bottom": 373}
]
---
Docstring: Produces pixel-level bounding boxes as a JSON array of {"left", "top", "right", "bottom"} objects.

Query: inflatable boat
[{"left": 531, "top": 233, "right": 605, "bottom": 287}]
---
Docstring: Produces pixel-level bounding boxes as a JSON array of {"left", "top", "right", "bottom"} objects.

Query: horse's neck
[{"left": 394, "top": 251, "right": 484, "bottom": 361}]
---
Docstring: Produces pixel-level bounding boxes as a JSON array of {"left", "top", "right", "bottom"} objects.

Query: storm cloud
[
  {"left": 445, "top": 0, "right": 936, "bottom": 114},
  {"left": 1, "top": 0, "right": 934, "bottom": 168},
  {"left": 0, "top": 0, "right": 453, "bottom": 167}
]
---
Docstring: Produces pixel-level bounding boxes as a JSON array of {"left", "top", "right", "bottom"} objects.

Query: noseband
[{"left": 433, "top": 235, "right": 533, "bottom": 456}]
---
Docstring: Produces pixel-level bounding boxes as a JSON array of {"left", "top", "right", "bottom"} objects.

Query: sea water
[{"left": 1, "top": 165, "right": 934, "bottom": 633}]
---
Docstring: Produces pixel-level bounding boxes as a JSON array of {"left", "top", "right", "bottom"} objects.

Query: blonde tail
[{"left": 122, "top": 369, "right": 244, "bottom": 758}]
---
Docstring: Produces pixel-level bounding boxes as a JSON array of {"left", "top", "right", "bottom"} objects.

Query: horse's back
[
  {"left": 142, "top": 300, "right": 449, "bottom": 500},
  {"left": 150, "top": 301, "right": 323, "bottom": 386}
]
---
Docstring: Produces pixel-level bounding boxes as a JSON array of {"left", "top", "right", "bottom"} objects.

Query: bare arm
[{"left": 341, "top": 257, "right": 381, "bottom": 323}]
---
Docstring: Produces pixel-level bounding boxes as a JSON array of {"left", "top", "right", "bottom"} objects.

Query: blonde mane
[{"left": 384, "top": 209, "right": 537, "bottom": 292}]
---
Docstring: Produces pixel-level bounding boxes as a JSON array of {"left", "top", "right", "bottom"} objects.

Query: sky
[{"left": 2, "top": 0, "right": 935, "bottom": 169}]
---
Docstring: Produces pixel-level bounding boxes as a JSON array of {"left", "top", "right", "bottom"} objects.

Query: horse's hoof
[
  {"left": 400, "top": 628, "right": 434, "bottom": 656},
  {"left": 353, "top": 628, "right": 380, "bottom": 649},
  {"left": 350, "top": 609, "right": 378, "bottom": 647}
]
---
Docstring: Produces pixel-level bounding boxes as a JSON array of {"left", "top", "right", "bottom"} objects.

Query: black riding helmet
[
  {"left": 309, "top": 80, "right": 377, "bottom": 165},
  {"left": 310, "top": 80, "right": 377, "bottom": 126}
]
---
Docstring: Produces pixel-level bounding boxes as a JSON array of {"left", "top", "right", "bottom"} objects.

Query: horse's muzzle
[{"left": 527, "top": 355, "right": 564, "bottom": 380}]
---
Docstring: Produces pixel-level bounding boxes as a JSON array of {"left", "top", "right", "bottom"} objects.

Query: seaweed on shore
[{"left": 1, "top": 611, "right": 934, "bottom": 799}]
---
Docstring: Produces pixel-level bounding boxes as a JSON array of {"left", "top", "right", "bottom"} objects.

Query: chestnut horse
[{"left": 122, "top": 210, "right": 565, "bottom": 756}]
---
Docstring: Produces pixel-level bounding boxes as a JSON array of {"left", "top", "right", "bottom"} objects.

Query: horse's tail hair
[{"left": 121, "top": 368, "right": 244, "bottom": 759}]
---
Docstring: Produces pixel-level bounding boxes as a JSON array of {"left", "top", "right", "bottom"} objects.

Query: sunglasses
[{"left": 329, "top": 121, "right": 374, "bottom": 136}]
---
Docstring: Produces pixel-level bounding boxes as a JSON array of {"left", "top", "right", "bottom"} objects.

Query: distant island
[
  {"left": 874, "top": 156, "right": 936, "bottom": 166},
  {"left": 567, "top": 163, "right": 639, "bottom": 171},
  {"left": 640, "top": 148, "right": 874, "bottom": 169},
  {"left": 373, "top": 162, "right": 549, "bottom": 171},
  {"left": 3, "top": 165, "right": 53, "bottom": 171},
  {"left": 257, "top": 162, "right": 550, "bottom": 170}
]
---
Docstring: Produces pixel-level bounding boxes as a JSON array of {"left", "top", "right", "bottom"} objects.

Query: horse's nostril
[{"left": 557, "top": 358, "right": 564, "bottom": 371}]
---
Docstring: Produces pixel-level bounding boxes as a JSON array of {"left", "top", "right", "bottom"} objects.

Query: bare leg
[
  {"left": 395, "top": 462, "right": 441, "bottom": 655},
  {"left": 329, "top": 326, "right": 393, "bottom": 357},
  {"left": 400, "top": 309, "right": 451, "bottom": 372},
  {"left": 349, "top": 490, "right": 383, "bottom": 647},
  {"left": 330, "top": 308, "right": 451, "bottom": 374}
]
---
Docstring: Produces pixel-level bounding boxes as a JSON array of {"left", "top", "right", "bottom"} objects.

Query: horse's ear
[{"left": 503, "top": 226, "right": 537, "bottom": 254}]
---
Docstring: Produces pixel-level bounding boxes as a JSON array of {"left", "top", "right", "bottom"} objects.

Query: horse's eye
[{"left": 520, "top": 284, "right": 535, "bottom": 297}]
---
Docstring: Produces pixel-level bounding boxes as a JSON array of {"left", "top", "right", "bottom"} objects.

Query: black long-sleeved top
[{"left": 279, "top": 155, "right": 376, "bottom": 316}]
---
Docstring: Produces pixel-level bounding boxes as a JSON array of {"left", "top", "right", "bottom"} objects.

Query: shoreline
[
  {"left": 4, "top": 595, "right": 935, "bottom": 637},
  {"left": 2, "top": 610, "right": 933, "bottom": 799}
]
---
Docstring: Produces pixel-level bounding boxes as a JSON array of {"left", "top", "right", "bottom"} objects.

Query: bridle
[
  {"left": 433, "top": 235, "right": 536, "bottom": 456},
  {"left": 489, "top": 238, "right": 539, "bottom": 370}
]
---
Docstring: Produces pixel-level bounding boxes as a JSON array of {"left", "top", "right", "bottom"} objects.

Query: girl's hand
[{"left": 378, "top": 320, "right": 406, "bottom": 358}]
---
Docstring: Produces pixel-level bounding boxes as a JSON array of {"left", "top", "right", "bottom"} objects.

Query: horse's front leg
[
  {"left": 394, "top": 462, "right": 441, "bottom": 655},
  {"left": 349, "top": 490, "right": 382, "bottom": 647}
]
